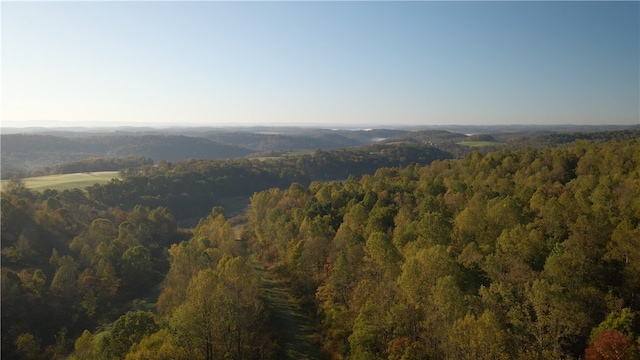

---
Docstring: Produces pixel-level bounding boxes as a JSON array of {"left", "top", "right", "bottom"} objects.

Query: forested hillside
[
  {"left": 86, "top": 143, "right": 452, "bottom": 220},
  {"left": 2, "top": 136, "right": 639, "bottom": 359},
  {"left": 204, "top": 131, "right": 359, "bottom": 151},
  {"left": 0, "top": 134, "right": 253, "bottom": 177},
  {"left": 493, "top": 129, "right": 640, "bottom": 151},
  {"left": 4, "top": 127, "right": 638, "bottom": 180},
  {"left": 0, "top": 128, "right": 407, "bottom": 177},
  {"left": 1, "top": 142, "right": 449, "bottom": 359},
  {"left": 247, "top": 139, "right": 640, "bottom": 359},
  {"left": 1, "top": 185, "right": 181, "bottom": 359}
]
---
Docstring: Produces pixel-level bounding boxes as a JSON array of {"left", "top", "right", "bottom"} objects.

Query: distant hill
[
  {"left": 1, "top": 134, "right": 102, "bottom": 169},
  {"left": 104, "top": 135, "right": 253, "bottom": 161},
  {"left": 0, "top": 134, "right": 253, "bottom": 175},
  {"left": 204, "top": 131, "right": 360, "bottom": 151},
  {"left": 321, "top": 129, "right": 409, "bottom": 143},
  {"left": 383, "top": 128, "right": 640, "bottom": 156},
  {"left": 384, "top": 129, "right": 468, "bottom": 143},
  {"left": 203, "top": 129, "right": 412, "bottom": 151},
  {"left": 86, "top": 142, "right": 454, "bottom": 220},
  {"left": 494, "top": 129, "right": 640, "bottom": 148},
  {"left": 4, "top": 126, "right": 638, "bottom": 179},
  {"left": 381, "top": 130, "right": 472, "bottom": 157},
  {"left": 0, "top": 129, "right": 411, "bottom": 176}
]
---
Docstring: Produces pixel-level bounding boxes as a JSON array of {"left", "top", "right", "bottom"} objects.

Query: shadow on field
[{"left": 251, "top": 258, "right": 321, "bottom": 360}]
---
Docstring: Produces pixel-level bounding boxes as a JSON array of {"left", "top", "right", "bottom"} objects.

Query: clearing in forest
[
  {"left": 1, "top": 171, "right": 120, "bottom": 192},
  {"left": 250, "top": 257, "right": 321, "bottom": 360}
]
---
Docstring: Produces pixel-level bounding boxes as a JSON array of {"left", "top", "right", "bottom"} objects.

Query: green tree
[
  {"left": 103, "top": 311, "right": 158, "bottom": 359},
  {"left": 125, "top": 329, "right": 188, "bottom": 360},
  {"left": 120, "top": 245, "right": 153, "bottom": 291},
  {"left": 27, "top": 268, "right": 47, "bottom": 297},
  {"left": 72, "top": 330, "right": 97, "bottom": 360},
  {"left": 15, "top": 332, "right": 41, "bottom": 360},
  {"left": 416, "top": 211, "right": 452, "bottom": 247},
  {"left": 172, "top": 268, "right": 219, "bottom": 360},
  {"left": 605, "top": 219, "right": 640, "bottom": 303},
  {"left": 399, "top": 245, "right": 459, "bottom": 306},
  {"left": 147, "top": 207, "right": 177, "bottom": 244},
  {"left": 6, "top": 173, "right": 26, "bottom": 193},
  {"left": 50, "top": 255, "right": 79, "bottom": 295},
  {"left": 590, "top": 308, "right": 640, "bottom": 343},
  {"left": 423, "top": 276, "right": 467, "bottom": 357},
  {"left": 365, "top": 232, "right": 402, "bottom": 280},
  {"left": 447, "top": 311, "right": 510, "bottom": 360},
  {"left": 523, "top": 279, "right": 589, "bottom": 357},
  {"left": 89, "top": 218, "right": 117, "bottom": 246},
  {"left": 213, "top": 255, "right": 264, "bottom": 359},
  {"left": 349, "top": 301, "right": 386, "bottom": 360}
]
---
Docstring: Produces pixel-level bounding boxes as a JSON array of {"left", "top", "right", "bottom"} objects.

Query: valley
[{"left": 1, "top": 126, "right": 639, "bottom": 360}]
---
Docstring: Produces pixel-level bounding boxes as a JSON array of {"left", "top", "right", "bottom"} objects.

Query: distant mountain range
[
  {"left": 1, "top": 134, "right": 253, "bottom": 172},
  {"left": 2, "top": 124, "right": 638, "bottom": 177}
]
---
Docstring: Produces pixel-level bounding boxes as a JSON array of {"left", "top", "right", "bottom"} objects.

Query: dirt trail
[{"left": 251, "top": 258, "right": 321, "bottom": 359}]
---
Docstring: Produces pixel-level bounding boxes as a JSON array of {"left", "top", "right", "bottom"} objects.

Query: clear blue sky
[{"left": 2, "top": 1, "right": 638, "bottom": 128}]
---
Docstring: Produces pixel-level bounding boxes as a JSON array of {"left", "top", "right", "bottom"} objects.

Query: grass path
[{"left": 250, "top": 257, "right": 321, "bottom": 359}]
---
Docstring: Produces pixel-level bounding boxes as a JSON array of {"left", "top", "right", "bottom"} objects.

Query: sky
[{"left": 1, "top": 1, "right": 639, "bottom": 128}]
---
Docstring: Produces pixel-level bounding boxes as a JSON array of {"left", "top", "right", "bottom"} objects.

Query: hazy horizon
[
  {"left": 2, "top": 2, "right": 639, "bottom": 128},
  {"left": 2, "top": 120, "right": 639, "bottom": 131}
]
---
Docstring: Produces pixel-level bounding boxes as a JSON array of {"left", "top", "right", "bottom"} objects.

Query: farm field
[
  {"left": 1, "top": 171, "right": 120, "bottom": 192},
  {"left": 247, "top": 149, "right": 316, "bottom": 161},
  {"left": 457, "top": 140, "right": 503, "bottom": 147}
]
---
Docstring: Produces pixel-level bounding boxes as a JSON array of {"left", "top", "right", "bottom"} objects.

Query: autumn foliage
[
  {"left": 2, "top": 135, "right": 640, "bottom": 359},
  {"left": 584, "top": 330, "right": 635, "bottom": 360}
]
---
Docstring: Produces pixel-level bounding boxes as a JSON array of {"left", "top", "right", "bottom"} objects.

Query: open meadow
[
  {"left": 1, "top": 171, "right": 120, "bottom": 192},
  {"left": 457, "top": 140, "right": 503, "bottom": 147}
]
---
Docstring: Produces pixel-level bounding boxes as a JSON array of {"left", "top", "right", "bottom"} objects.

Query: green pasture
[
  {"left": 2, "top": 171, "right": 121, "bottom": 192},
  {"left": 457, "top": 141, "right": 502, "bottom": 147},
  {"left": 249, "top": 149, "right": 315, "bottom": 161}
]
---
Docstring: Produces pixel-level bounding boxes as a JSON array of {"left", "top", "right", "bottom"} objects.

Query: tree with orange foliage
[{"left": 584, "top": 330, "right": 635, "bottom": 360}]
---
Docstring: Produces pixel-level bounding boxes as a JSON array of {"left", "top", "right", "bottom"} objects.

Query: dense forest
[
  {"left": 1, "top": 183, "right": 181, "bottom": 359},
  {"left": 2, "top": 134, "right": 640, "bottom": 359},
  {"left": 247, "top": 139, "right": 640, "bottom": 359},
  {"left": 4, "top": 126, "right": 638, "bottom": 179},
  {"left": 0, "top": 134, "right": 254, "bottom": 177},
  {"left": 86, "top": 143, "right": 451, "bottom": 220}
]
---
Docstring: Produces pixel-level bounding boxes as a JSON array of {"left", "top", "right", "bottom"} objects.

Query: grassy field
[
  {"left": 457, "top": 141, "right": 503, "bottom": 147},
  {"left": 248, "top": 149, "right": 316, "bottom": 161},
  {"left": 250, "top": 256, "right": 321, "bottom": 359},
  {"left": 1, "top": 171, "right": 121, "bottom": 192}
]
